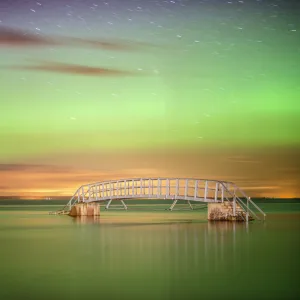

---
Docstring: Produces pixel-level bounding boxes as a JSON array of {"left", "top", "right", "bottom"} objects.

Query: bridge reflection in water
[{"left": 71, "top": 217, "right": 251, "bottom": 283}]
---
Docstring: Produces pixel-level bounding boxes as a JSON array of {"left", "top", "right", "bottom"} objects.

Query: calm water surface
[{"left": 0, "top": 203, "right": 299, "bottom": 300}]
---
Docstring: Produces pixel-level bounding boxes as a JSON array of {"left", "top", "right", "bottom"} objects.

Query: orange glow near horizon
[{"left": 0, "top": 147, "right": 299, "bottom": 199}]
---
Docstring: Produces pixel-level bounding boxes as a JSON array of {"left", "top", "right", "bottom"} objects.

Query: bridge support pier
[
  {"left": 169, "top": 200, "right": 194, "bottom": 211},
  {"left": 169, "top": 199, "right": 178, "bottom": 211},
  {"left": 105, "top": 199, "right": 127, "bottom": 210},
  {"left": 105, "top": 199, "right": 113, "bottom": 210},
  {"left": 207, "top": 203, "right": 247, "bottom": 221},
  {"left": 69, "top": 202, "right": 100, "bottom": 217}
]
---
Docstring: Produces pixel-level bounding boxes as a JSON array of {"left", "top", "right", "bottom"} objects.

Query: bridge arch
[{"left": 59, "top": 178, "right": 266, "bottom": 220}]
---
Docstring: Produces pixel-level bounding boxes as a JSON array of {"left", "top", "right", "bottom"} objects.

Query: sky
[{"left": 0, "top": 0, "right": 299, "bottom": 198}]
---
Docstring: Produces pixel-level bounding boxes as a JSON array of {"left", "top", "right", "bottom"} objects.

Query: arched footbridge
[{"left": 54, "top": 178, "right": 266, "bottom": 221}]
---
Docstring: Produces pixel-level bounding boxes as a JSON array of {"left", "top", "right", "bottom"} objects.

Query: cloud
[
  {"left": 226, "top": 156, "right": 262, "bottom": 164},
  {"left": 3, "top": 60, "right": 146, "bottom": 77},
  {"left": 0, "top": 164, "right": 71, "bottom": 173},
  {"left": 241, "top": 186, "right": 280, "bottom": 190},
  {"left": 0, "top": 26, "right": 58, "bottom": 47},
  {"left": 0, "top": 26, "right": 161, "bottom": 51},
  {"left": 62, "top": 36, "right": 159, "bottom": 51}
]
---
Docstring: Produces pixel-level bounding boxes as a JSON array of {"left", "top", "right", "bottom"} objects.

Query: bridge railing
[
  {"left": 60, "top": 178, "right": 266, "bottom": 221},
  {"left": 219, "top": 182, "right": 266, "bottom": 221},
  {"left": 62, "top": 178, "right": 233, "bottom": 211},
  {"left": 233, "top": 185, "right": 266, "bottom": 221},
  {"left": 69, "top": 178, "right": 233, "bottom": 202}
]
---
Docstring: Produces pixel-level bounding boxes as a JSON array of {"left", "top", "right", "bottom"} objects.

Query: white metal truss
[{"left": 59, "top": 178, "right": 266, "bottom": 221}]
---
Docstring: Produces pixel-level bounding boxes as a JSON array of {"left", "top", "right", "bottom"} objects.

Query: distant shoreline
[{"left": 0, "top": 198, "right": 299, "bottom": 205}]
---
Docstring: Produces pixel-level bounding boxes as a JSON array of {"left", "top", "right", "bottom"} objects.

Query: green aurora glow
[{"left": 0, "top": 0, "right": 299, "bottom": 196}]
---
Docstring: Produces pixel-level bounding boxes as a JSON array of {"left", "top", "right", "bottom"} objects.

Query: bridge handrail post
[
  {"left": 157, "top": 178, "right": 161, "bottom": 198},
  {"left": 82, "top": 186, "right": 85, "bottom": 203},
  {"left": 151, "top": 179, "right": 154, "bottom": 196},
  {"left": 194, "top": 180, "right": 198, "bottom": 200},
  {"left": 246, "top": 197, "right": 249, "bottom": 222},
  {"left": 233, "top": 187, "right": 236, "bottom": 216},
  {"left": 95, "top": 185, "right": 99, "bottom": 201},
  {"left": 124, "top": 180, "right": 127, "bottom": 197},
  {"left": 214, "top": 182, "right": 219, "bottom": 202},
  {"left": 221, "top": 183, "right": 224, "bottom": 203},
  {"left": 166, "top": 179, "right": 169, "bottom": 198},
  {"left": 132, "top": 179, "right": 135, "bottom": 197},
  {"left": 88, "top": 185, "right": 91, "bottom": 201},
  {"left": 204, "top": 181, "right": 208, "bottom": 201},
  {"left": 148, "top": 179, "right": 151, "bottom": 197}
]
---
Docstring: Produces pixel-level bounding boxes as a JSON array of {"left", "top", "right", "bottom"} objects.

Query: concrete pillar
[
  {"left": 69, "top": 202, "right": 100, "bottom": 217},
  {"left": 207, "top": 202, "right": 248, "bottom": 221},
  {"left": 208, "top": 203, "right": 228, "bottom": 221}
]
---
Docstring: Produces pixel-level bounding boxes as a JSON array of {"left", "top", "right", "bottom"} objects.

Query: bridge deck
[
  {"left": 52, "top": 177, "right": 266, "bottom": 221},
  {"left": 84, "top": 196, "right": 219, "bottom": 203}
]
